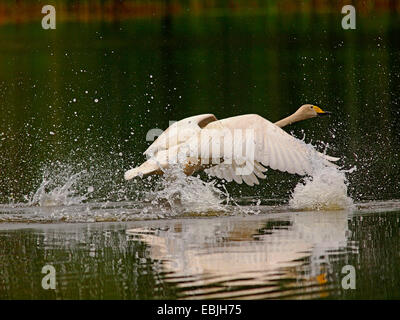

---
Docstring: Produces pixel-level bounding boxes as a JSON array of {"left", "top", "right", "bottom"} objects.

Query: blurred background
[
  {"left": 1, "top": 0, "right": 400, "bottom": 203},
  {"left": 1, "top": 0, "right": 400, "bottom": 301}
]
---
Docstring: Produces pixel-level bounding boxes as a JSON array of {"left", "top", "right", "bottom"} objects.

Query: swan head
[{"left": 295, "top": 104, "right": 331, "bottom": 120}]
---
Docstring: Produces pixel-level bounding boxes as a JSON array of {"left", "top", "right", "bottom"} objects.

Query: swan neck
[{"left": 274, "top": 113, "right": 301, "bottom": 128}]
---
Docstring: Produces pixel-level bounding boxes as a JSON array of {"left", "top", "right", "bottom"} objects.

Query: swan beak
[{"left": 313, "top": 106, "right": 332, "bottom": 116}]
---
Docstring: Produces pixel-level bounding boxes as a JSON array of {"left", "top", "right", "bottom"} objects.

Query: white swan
[{"left": 124, "top": 104, "right": 339, "bottom": 186}]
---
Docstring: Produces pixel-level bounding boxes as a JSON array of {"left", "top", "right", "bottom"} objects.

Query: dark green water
[
  {"left": 1, "top": 14, "right": 400, "bottom": 202},
  {"left": 1, "top": 205, "right": 400, "bottom": 299},
  {"left": 1, "top": 13, "right": 400, "bottom": 299}
]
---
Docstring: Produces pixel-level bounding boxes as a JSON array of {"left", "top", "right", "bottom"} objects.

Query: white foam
[
  {"left": 146, "top": 165, "right": 228, "bottom": 214},
  {"left": 289, "top": 164, "right": 353, "bottom": 211}
]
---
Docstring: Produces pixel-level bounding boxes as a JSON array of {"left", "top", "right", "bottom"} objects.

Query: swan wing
[
  {"left": 190, "top": 114, "right": 339, "bottom": 186},
  {"left": 205, "top": 161, "right": 267, "bottom": 186},
  {"left": 143, "top": 114, "right": 217, "bottom": 157}
]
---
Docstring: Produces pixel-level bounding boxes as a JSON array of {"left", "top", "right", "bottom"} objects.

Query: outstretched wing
[
  {"left": 187, "top": 114, "right": 339, "bottom": 186},
  {"left": 144, "top": 114, "right": 217, "bottom": 157},
  {"left": 205, "top": 160, "right": 268, "bottom": 186}
]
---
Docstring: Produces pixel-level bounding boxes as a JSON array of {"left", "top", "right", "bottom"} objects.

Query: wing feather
[
  {"left": 144, "top": 114, "right": 217, "bottom": 157},
  {"left": 199, "top": 114, "right": 340, "bottom": 185}
]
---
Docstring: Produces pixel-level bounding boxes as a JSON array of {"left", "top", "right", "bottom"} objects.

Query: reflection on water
[
  {"left": 1, "top": 202, "right": 400, "bottom": 300},
  {"left": 127, "top": 211, "right": 354, "bottom": 299}
]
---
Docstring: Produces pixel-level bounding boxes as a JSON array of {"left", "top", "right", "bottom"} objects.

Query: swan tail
[
  {"left": 124, "top": 160, "right": 162, "bottom": 180},
  {"left": 318, "top": 152, "right": 340, "bottom": 162}
]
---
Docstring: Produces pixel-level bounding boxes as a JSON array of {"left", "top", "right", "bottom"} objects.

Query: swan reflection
[{"left": 127, "top": 211, "right": 358, "bottom": 299}]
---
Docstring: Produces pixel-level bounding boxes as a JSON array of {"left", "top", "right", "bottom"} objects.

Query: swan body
[{"left": 124, "top": 105, "right": 339, "bottom": 186}]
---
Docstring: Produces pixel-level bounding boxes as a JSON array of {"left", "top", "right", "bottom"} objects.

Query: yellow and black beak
[{"left": 313, "top": 106, "right": 332, "bottom": 117}]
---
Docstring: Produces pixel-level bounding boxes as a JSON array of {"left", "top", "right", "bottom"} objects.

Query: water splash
[
  {"left": 289, "top": 157, "right": 354, "bottom": 211},
  {"left": 27, "top": 169, "right": 92, "bottom": 207},
  {"left": 145, "top": 165, "right": 228, "bottom": 215}
]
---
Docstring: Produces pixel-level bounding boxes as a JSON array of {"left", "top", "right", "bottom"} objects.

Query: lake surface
[
  {"left": 1, "top": 12, "right": 400, "bottom": 299},
  {"left": 1, "top": 201, "right": 400, "bottom": 299}
]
